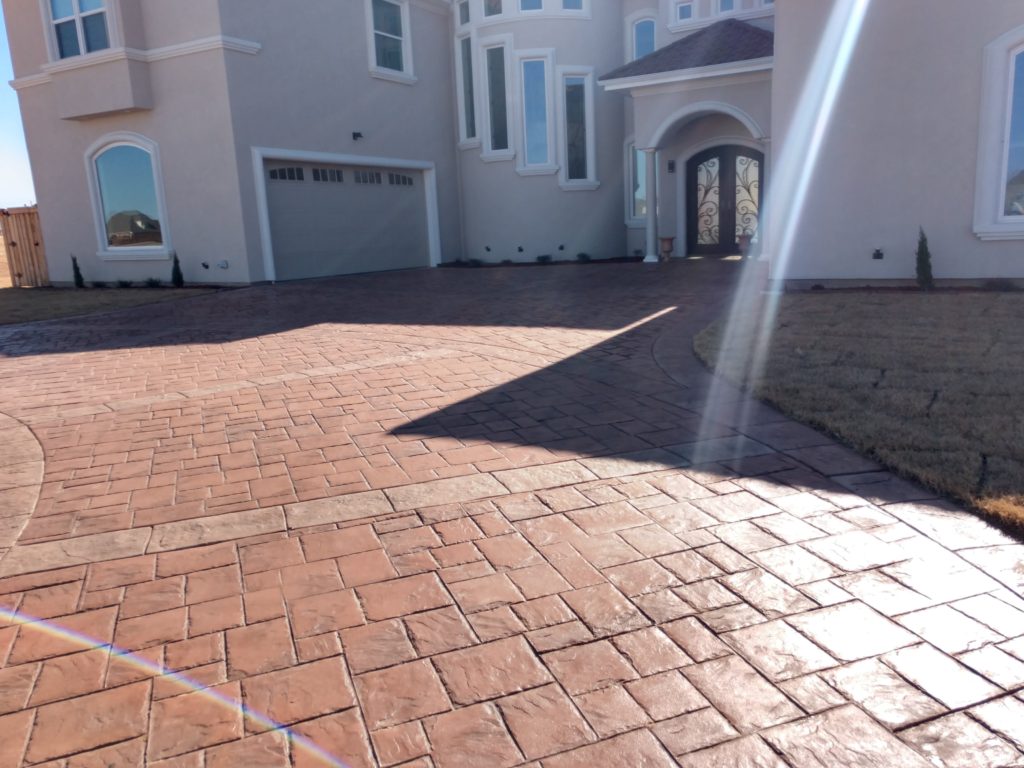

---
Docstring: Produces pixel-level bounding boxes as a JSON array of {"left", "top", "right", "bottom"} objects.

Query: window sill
[
  {"left": 481, "top": 149, "right": 516, "bottom": 163},
  {"left": 458, "top": 139, "right": 482, "bottom": 150},
  {"left": 369, "top": 67, "right": 417, "bottom": 86},
  {"left": 559, "top": 180, "right": 601, "bottom": 191},
  {"left": 974, "top": 225, "right": 1024, "bottom": 241},
  {"left": 97, "top": 247, "right": 172, "bottom": 261},
  {"left": 516, "top": 164, "right": 559, "bottom": 176}
]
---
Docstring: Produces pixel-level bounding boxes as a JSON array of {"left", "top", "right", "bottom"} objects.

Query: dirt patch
[
  {"left": 0, "top": 287, "right": 219, "bottom": 326},
  {"left": 695, "top": 292, "right": 1024, "bottom": 528}
]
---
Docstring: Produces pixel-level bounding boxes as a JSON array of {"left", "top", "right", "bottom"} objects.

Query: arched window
[
  {"left": 975, "top": 29, "right": 1024, "bottom": 240},
  {"left": 87, "top": 135, "right": 170, "bottom": 258},
  {"left": 633, "top": 19, "right": 655, "bottom": 61}
]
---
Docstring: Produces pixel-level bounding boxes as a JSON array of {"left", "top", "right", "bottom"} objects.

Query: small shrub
[
  {"left": 116, "top": 280, "right": 134, "bottom": 289},
  {"left": 90, "top": 281, "right": 108, "bottom": 289},
  {"left": 982, "top": 278, "right": 1023, "bottom": 292},
  {"left": 71, "top": 255, "right": 85, "bottom": 289},
  {"left": 144, "top": 277, "right": 162, "bottom": 288},
  {"left": 576, "top": 253, "right": 591, "bottom": 263},
  {"left": 916, "top": 227, "right": 934, "bottom": 290},
  {"left": 467, "top": 258, "right": 483, "bottom": 267},
  {"left": 171, "top": 253, "right": 184, "bottom": 288},
  {"left": 536, "top": 255, "right": 552, "bottom": 264}
]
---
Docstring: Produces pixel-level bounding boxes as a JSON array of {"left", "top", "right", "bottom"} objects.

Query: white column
[{"left": 643, "top": 148, "right": 659, "bottom": 263}]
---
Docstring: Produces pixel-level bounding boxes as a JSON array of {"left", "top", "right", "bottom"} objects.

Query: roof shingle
[{"left": 601, "top": 19, "right": 774, "bottom": 82}]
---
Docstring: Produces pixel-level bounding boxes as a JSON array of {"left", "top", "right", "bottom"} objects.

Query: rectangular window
[
  {"left": 458, "top": 0, "right": 470, "bottom": 24},
  {"left": 520, "top": 0, "right": 542, "bottom": 9},
  {"left": 372, "top": 0, "right": 405, "bottom": 72},
  {"left": 486, "top": 46, "right": 509, "bottom": 151},
  {"left": 677, "top": 3, "right": 694, "bottom": 21},
  {"left": 460, "top": 37, "right": 477, "bottom": 140},
  {"left": 1005, "top": 52, "right": 1024, "bottom": 216},
  {"left": 50, "top": 0, "right": 109, "bottom": 59},
  {"left": 485, "top": 0, "right": 502, "bottom": 16},
  {"left": 631, "top": 146, "right": 647, "bottom": 218},
  {"left": 521, "top": 59, "right": 549, "bottom": 166},
  {"left": 562, "top": 0, "right": 583, "bottom": 8},
  {"left": 564, "top": 75, "right": 589, "bottom": 180},
  {"left": 718, "top": 0, "right": 735, "bottom": 13}
]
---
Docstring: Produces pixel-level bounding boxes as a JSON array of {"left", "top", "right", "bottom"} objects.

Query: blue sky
[{"left": 0, "top": 13, "right": 36, "bottom": 208}]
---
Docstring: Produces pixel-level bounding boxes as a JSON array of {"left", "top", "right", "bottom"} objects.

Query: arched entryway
[{"left": 686, "top": 145, "right": 764, "bottom": 256}]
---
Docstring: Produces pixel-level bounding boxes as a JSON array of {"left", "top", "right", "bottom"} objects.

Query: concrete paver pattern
[{"left": 0, "top": 262, "right": 1022, "bottom": 767}]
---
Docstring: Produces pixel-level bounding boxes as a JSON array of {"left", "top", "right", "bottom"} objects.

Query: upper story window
[
  {"left": 520, "top": 0, "right": 541, "bottom": 10},
  {"left": 372, "top": 0, "right": 406, "bottom": 72},
  {"left": 717, "top": 0, "right": 736, "bottom": 14},
  {"left": 49, "top": 0, "right": 109, "bottom": 59},
  {"left": 458, "top": 0, "right": 470, "bottom": 25},
  {"left": 562, "top": 0, "right": 583, "bottom": 8},
  {"left": 633, "top": 19, "right": 655, "bottom": 60},
  {"left": 485, "top": 0, "right": 503, "bottom": 17},
  {"left": 676, "top": 2, "right": 694, "bottom": 22}
]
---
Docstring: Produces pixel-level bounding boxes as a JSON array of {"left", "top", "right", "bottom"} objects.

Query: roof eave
[{"left": 600, "top": 56, "right": 774, "bottom": 92}]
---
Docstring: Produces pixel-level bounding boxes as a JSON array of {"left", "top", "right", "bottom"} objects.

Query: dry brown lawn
[
  {"left": 0, "top": 287, "right": 217, "bottom": 326},
  {"left": 695, "top": 291, "right": 1024, "bottom": 528}
]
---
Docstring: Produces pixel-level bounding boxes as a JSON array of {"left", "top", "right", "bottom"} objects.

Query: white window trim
[
  {"left": 84, "top": 132, "right": 172, "bottom": 261},
  {"left": 455, "top": 32, "right": 481, "bottom": 148},
  {"left": 556, "top": 65, "right": 598, "bottom": 190},
  {"left": 668, "top": 4, "right": 772, "bottom": 33},
  {"left": 623, "top": 10, "right": 656, "bottom": 64},
  {"left": 251, "top": 147, "right": 441, "bottom": 281},
  {"left": 515, "top": 49, "right": 558, "bottom": 175},
  {"left": 475, "top": 0, "right": 591, "bottom": 28},
  {"left": 480, "top": 34, "right": 515, "bottom": 162},
  {"left": 38, "top": 0, "right": 122, "bottom": 64},
  {"left": 975, "top": 28, "right": 1024, "bottom": 241},
  {"left": 365, "top": 0, "right": 417, "bottom": 85}
]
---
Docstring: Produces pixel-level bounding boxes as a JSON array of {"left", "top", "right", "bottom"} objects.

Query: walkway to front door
[{"left": 687, "top": 146, "right": 764, "bottom": 256}]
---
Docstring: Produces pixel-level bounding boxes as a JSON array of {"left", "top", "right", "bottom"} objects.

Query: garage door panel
[{"left": 266, "top": 162, "right": 429, "bottom": 281}]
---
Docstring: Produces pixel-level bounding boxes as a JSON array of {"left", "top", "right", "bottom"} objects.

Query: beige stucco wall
[
  {"left": 455, "top": 4, "right": 629, "bottom": 263},
  {"left": 3, "top": 0, "right": 250, "bottom": 285},
  {"left": 772, "top": 0, "right": 1024, "bottom": 281},
  {"left": 216, "top": 0, "right": 462, "bottom": 280}
]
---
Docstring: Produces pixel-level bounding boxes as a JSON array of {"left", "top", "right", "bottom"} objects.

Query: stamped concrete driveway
[{"left": 0, "top": 261, "right": 1022, "bottom": 767}]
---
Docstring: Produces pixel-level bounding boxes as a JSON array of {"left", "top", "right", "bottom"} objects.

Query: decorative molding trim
[
  {"left": 600, "top": 56, "right": 773, "bottom": 91},
  {"left": 11, "top": 35, "right": 261, "bottom": 89}
]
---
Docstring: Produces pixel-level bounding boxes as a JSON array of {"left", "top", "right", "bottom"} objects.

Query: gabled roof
[{"left": 601, "top": 19, "right": 774, "bottom": 83}]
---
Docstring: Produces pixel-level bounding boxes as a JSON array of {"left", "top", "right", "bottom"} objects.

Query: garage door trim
[{"left": 252, "top": 146, "right": 441, "bottom": 282}]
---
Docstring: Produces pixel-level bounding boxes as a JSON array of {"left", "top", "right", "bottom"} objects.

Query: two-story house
[{"left": 4, "top": 0, "right": 1024, "bottom": 286}]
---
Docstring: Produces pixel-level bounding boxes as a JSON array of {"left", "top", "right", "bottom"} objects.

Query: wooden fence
[{"left": 0, "top": 207, "right": 49, "bottom": 288}]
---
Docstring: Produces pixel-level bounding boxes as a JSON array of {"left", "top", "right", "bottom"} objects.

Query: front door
[{"left": 686, "top": 146, "right": 763, "bottom": 256}]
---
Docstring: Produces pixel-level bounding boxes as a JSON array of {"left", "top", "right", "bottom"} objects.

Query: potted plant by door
[
  {"left": 658, "top": 236, "right": 675, "bottom": 262},
  {"left": 737, "top": 233, "right": 753, "bottom": 257}
]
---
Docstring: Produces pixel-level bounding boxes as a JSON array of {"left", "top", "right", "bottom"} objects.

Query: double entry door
[{"left": 686, "top": 146, "right": 764, "bottom": 256}]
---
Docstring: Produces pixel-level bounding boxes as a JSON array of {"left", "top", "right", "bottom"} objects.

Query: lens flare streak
[{"left": 0, "top": 606, "right": 352, "bottom": 767}]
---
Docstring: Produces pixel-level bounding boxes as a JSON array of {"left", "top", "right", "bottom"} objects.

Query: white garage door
[{"left": 265, "top": 161, "right": 430, "bottom": 281}]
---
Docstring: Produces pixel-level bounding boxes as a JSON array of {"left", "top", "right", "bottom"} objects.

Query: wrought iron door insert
[{"left": 686, "top": 146, "right": 763, "bottom": 256}]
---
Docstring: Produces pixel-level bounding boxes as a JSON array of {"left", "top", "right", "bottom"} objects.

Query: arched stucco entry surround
[{"left": 633, "top": 99, "right": 770, "bottom": 261}]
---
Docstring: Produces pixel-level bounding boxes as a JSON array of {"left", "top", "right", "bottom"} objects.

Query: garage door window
[{"left": 269, "top": 167, "right": 305, "bottom": 181}]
